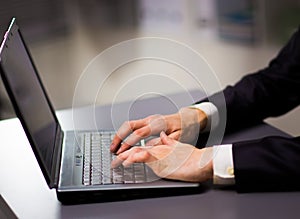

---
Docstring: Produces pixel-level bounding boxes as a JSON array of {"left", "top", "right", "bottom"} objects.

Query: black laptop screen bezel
[{"left": 0, "top": 18, "right": 63, "bottom": 188}]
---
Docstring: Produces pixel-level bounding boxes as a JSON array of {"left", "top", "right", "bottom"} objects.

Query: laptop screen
[{"left": 0, "top": 19, "right": 58, "bottom": 181}]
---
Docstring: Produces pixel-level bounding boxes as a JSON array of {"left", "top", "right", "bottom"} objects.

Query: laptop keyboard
[{"left": 82, "top": 132, "right": 149, "bottom": 185}]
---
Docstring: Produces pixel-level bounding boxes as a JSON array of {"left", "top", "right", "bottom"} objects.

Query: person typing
[{"left": 110, "top": 26, "right": 300, "bottom": 192}]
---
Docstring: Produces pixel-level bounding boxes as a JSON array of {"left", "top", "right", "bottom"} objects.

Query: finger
[
  {"left": 166, "top": 131, "right": 181, "bottom": 141},
  {"left": 117, "top": 147, "right": 155, "bottom": 167},
  {"left": 110, "top": 156, "right": 124, "bottom": 168},
  {"left": 110, "top": 120, "right": 146, "bottom": 153},
  {"left": 111, "top": 146, "right": 135, "bottom": 168},
  {"left": 116, "top": 126, "right": 152, "bottom": 154},
  {"left": 160, "top": 131, "right": 178, "bottom": 145},
  {"left": 122, "top": 150, "right": 151, "bottom": 167},
  {"left": 145, "top": 137, "right": 161, "bottom": 146},
  {"left": 146, "top": 130, "right": 181, "bottom": 146},
  {"left": 110, "top": 122, "right": 131, "bottom": 153}
]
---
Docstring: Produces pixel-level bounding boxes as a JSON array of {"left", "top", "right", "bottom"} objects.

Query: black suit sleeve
[
  {"left": 197, "top": 27, "right": 300, "bottom": 192},
  {"left": 233, "top": 136, "right": 300, "bottom": 192}
]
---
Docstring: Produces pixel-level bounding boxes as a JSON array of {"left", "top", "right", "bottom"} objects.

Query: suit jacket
[{"left": 200, "top": 26, "right": 300, "bottom": 192}]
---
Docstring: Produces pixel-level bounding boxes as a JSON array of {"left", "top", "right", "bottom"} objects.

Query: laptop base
[{"left": 57, "top": 185, "right": 205, "bottom": 205}]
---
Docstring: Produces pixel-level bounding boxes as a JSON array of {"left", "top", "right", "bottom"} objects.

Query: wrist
[
  {"left": 197, "top": 147, "right": 214, "bottom": 181},
  {"left": 193, "top": 108, "right": 208, "bottom": 132},
  {"left": 190, "top": 103, "right": 219, "bottom": 132},
  {"left": 182, "top": 107, "right": 208, "bottom": 131},
  {"left": 165, "top": 113, "right": 181, "bottom": 133}
]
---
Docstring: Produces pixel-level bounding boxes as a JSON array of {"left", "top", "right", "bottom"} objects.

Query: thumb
[
  {"left": 145, "top": 137, "right": 162, "bottom": 146},
  {"left": 160, "top": 131, "right": 176, "bottom": 145}
]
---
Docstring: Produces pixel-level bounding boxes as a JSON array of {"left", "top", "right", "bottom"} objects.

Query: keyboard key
[
  {"left": 82, "top": 131, "right": 149, "bottom": 185},
  {"left": 113, "top": 178, "right": 124, "bottom": 184},
  {"left": 124, "top": 174, "right": 134, "bottom": 183},
  {"left": 102, "top": 174, "right": 112, "bottom": 184}
]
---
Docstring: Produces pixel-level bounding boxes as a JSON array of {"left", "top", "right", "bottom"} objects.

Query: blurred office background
[{"left": 0, "top": 0, "right": 299, "bottom": 136}]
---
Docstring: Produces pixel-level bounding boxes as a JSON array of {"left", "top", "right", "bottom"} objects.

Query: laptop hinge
[{"left": 50, "top": 124, "right": 64, "bottom": 188}]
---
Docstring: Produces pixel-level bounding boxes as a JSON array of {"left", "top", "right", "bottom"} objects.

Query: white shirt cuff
[
  {"left": 189, "top": 102, "right": 219, "bottom": 132},
  {"left": 213, "top": 144, "right": 235, "bottom": 185}
]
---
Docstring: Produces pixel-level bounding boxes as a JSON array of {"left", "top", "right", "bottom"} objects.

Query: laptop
[{"left": 0, "top": 18, "right": 201, "bottom": 204}]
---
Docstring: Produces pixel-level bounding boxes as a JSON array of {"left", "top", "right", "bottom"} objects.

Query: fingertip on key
[{"left": 110, "top": 143, "right": 115, "bottom": 152}]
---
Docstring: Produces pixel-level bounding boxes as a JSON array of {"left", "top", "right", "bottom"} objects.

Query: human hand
[
  {"left": 110, "top": 107, "right": 208, "bottom": 154},
  {"left": 111, "top": 131, "right": 213, "bottom": 182}
]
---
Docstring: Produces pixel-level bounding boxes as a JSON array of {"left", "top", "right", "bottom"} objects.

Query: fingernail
[
  {"left": 110, "top": 145, "right": 115, "bottom": 153},
  {"left": 116, "top": 145, "right": 126, "bottom": 154},
  {"left": 116, "top": 149, "right": 122, "bottom": 155},
  {"left": 160, "top": 131, "right": 167, "bottom": 137}
]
